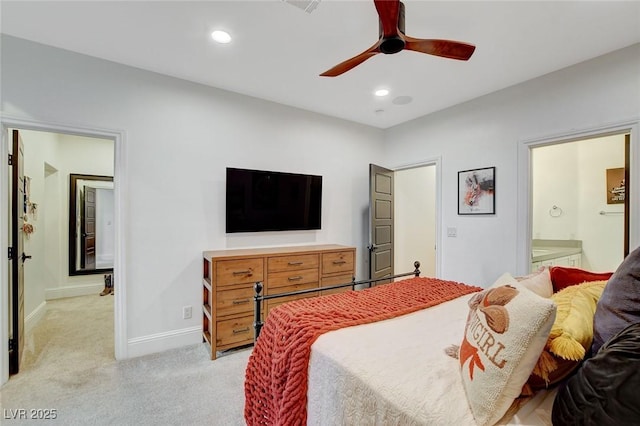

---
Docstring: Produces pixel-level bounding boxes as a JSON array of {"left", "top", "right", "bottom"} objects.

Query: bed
[
  {"left": 305, "top": 294, "right": 558, "bottom": 426},
  {"left": 244, "top": 248, "right": 640, "bottom": 426}
]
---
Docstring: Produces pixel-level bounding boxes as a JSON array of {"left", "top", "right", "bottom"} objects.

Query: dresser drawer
[
  {"left": 216, "top": 315, "right": 254, "bottom": 348},
  {"left": 216, "top": 284, "right": 255, "bottom": 317},
  {"left": 320, "top": 273, "right": 354, "bottom": 296},
  {"left": 322, "top": 251, "right": 355, "bottom": 275},
  {"left": 268, "top": 268, "right": 318, "bottom": 290},
  {"left": 268, "top": 254, "right": 319, "bottom": 273},
  {"left": 265, "top": 290, "right": 319, "bottom": 317},
  {"left": 216, "top": 258, "right": 264, "bottom": 287}
]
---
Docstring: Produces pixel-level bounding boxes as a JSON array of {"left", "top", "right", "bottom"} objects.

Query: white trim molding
[
  {"left": 127, "top": 326, "right": 202, "bottom": 359},
  {"left": 45, "top": 284, "right": 105, "bottom": 300},
  {"left": 24, "top": 301, "right": 47, "bottom": 334}
]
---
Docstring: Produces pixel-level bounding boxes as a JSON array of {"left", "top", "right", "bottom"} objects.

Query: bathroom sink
[{"left": 532, "top": 249, "right": 553, "bottom": 257}]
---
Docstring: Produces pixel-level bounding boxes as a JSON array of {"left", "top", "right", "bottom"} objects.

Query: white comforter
[{"left": 307, "top": 294, "right": 556, "bottom": 425}]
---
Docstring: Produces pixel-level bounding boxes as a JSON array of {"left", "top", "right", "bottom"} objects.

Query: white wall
[
  {"left": 54, "top": 133, "right": 114, "bottom": 295},
  {"left": 20, "top": 130, "right": 58, "bottom": 324},
  {"left": 18, "top": 130, "right": 115, "bottom": 312},
  {"left": 43, "top": 162, "right": 61, "bottom": 307},
  {"left": 532, "top": 135, "right": 626, "bottom": 272},
  {"left": 1, "top": 35, "right": 385, "bottom": 361},
  {"left": 384, "top": 43, "right": 640, "bottom": 288},
  {"left": 531, "top": 143, "right": 579, "bottom": 241},
  {"left": 576, "top": 136, "right": 626, "bottom": 271}
]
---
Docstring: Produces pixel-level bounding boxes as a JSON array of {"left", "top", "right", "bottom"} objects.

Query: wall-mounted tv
[{"left": 226, "top": 167, "right": 322, "bottom": 233}]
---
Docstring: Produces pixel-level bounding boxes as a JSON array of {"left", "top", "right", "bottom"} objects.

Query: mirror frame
[{"left": 68, "top": 173, "right": 114, "bottom": 276}]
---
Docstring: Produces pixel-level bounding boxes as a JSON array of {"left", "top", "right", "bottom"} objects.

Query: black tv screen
[{"left": 226, "top": 168, "right": 322, "bottom": 233}]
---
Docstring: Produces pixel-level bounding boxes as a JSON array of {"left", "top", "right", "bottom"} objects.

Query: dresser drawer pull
[
  {"left": 232, "top": 299, "right": 250, "bottom": 305},
  {"left": 232, "top": 270, "right": 252, "bottom": 276},
  {"left": 288, "top": 276, "right": 303, "bottom": 281},
  {"left": 332, "top": 260, "right": 347, "bottom": 265},
  {"left": 232, "top": 327, "right": 250, "bottom": 335},
  {"left": 288, "top": 261, "right": 304, "bottom": 266}
]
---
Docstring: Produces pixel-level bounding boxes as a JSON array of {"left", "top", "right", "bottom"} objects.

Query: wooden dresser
[{"left": 202, "top": 244, "right": 355, "bottom": 359}]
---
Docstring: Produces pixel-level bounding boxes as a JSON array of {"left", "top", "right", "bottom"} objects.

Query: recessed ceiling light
[
  {"left": 211, "top": 30, "right": 231, "bottom": 44},
  {"left": 374, "top": 89, "right": 390, "bottom": 97}
]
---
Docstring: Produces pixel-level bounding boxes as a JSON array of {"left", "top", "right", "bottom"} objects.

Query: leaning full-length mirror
[{"left": 69, "top": 174, "right": 114, "bottom": 275}]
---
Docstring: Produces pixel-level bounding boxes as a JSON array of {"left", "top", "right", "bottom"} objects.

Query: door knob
[
  {"left": 368, "top": 244, "right": 378, "bottom": 252},
  {"left": 21, "top": 253, "right": 32, "bottom": 262}
]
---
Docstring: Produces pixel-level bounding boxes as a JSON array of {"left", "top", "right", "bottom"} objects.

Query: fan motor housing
[
  {"left": 380, "top": 36, "right": 405, "bottom": 54},
  {"left": 378, "top": 1, "right": 406, "bottom": 54}
]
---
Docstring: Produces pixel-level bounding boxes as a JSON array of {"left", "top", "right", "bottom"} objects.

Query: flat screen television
[{"left": 226, "top": 167, "right": 322, "bottom": 233}]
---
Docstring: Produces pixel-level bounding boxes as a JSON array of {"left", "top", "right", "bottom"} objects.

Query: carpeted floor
[{"left": 0, "top": 294, "right": 250, "bottom": 425}]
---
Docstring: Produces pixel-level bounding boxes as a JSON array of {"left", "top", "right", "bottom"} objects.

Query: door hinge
[
  {"left": 8, "top": 153, "right": 13, "bottom": 166},
  {"left": 8, "top": 247, "right": 14, "bottom": 260},
  {"left": 8, "top": 338, "right": 15, "bottom": 351}
]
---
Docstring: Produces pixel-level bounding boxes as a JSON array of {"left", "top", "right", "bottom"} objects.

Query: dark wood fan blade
[
  {"left": 404, "top": 37, "right": 476, "bottom": 61},
  {"left": 320, "top": 43, "right": 381, "bottom": 77},
  {"left": 374, "top": 0, "right": 400, "bottom": 38}
]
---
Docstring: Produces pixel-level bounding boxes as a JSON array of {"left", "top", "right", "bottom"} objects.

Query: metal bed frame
[{"left": 252, "top": 261, "right": 421, "bottom": 339}]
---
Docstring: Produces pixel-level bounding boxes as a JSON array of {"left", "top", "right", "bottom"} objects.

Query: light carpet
[{"left": 0, "top": 294, "right": 250, "bottom": 425}]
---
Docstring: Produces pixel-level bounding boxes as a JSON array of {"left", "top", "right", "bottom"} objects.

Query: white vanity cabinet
[{"left": 531, "top": 253, "right": 582, "bottom": 273}]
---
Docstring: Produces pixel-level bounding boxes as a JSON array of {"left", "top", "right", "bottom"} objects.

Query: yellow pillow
[
  {"left": 547, "top": 280, "right": 607, "bottom": 361},
  {"left": 528, "top": 280, "right": 606, "bottom": 387}
]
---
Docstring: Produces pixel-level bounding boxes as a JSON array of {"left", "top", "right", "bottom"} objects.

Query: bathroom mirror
[{"left": 69, "top": 174, "right": 114, "bottom": 276}]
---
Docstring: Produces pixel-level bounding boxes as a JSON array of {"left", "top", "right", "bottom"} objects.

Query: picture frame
[
  {"left": 458, "top": 167, "right": 495, "bottom": 215},
  {"left": 605, "top": 167, "right": 625, "bottom": 204}
]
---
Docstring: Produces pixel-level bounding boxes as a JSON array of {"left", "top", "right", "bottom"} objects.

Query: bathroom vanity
[{"left": 531, "top": 239, "right": 582, "bottom": 272}]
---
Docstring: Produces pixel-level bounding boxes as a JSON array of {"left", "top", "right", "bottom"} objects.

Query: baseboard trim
[
  {"left": 25, "top": 301, "right": 47, "bottom": 333},
  {"left": 45, "top": 283, "right": 104, "bottom": 300},
  {"left": 127, "top": 326, "right": 202, "bottom": 358}
]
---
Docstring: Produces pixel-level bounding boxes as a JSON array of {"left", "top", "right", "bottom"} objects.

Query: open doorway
[
  {"left": 4, "top": 127, "right": 116, "bottom": 378},
  {"left": 530, "top": 133, "right": 629, "bottom": 273},
  {"left": 395, "top": 164, "right": 438, "bottom": 277},
  {"left": 368, "top": 161, "right": 440, "bottom": 281}
]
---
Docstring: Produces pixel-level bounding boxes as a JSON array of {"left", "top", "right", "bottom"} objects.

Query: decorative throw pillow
[
  {"left": 516, "top": 267, "right": 553, "bottom": 298},
  {"left": 591, "top": 246, "right": 640, "bottom": 354},
  {"left": 492, "top": 268, "right": 553, "bottom": 298},
  {"left": 514, "top": 265, "right": 546, "bottom": 282},
  {"left": 550, "top": 266, "right": 613, "bottom": 292},
  {"left": 528, "top": 280, "right": 607, "bottom": 387},
  {"left": 459, "top": 282, "right": 556, "bottom": 426}
]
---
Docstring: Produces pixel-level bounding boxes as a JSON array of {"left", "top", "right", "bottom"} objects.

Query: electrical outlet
[
  {"left": 447, "top": 227, "right": 457, "bottom": 237},
  {"left": 183, "top": 305, "right": 192, "bottom": 319}
]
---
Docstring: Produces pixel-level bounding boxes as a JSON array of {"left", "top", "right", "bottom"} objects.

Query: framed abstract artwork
[
  {"left": 458, "top": 167, "right": 495, "bottom": 215},
  {"left": 606, "top": 167, "right": 625, "bottom": 204}
]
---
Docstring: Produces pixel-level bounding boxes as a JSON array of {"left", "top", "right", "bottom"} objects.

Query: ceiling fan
[{"left": 320, "top": 0, "right": 476, "bottom": 77}]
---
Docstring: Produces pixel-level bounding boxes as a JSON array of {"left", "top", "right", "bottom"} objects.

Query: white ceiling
[{"left": 2, "top": 1, "right": 640, "bottom": 129}]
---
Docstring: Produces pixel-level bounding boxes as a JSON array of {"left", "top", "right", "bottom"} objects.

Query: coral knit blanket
[{"left": 244, "top": 276, "right": 481, "bottom": 426}]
